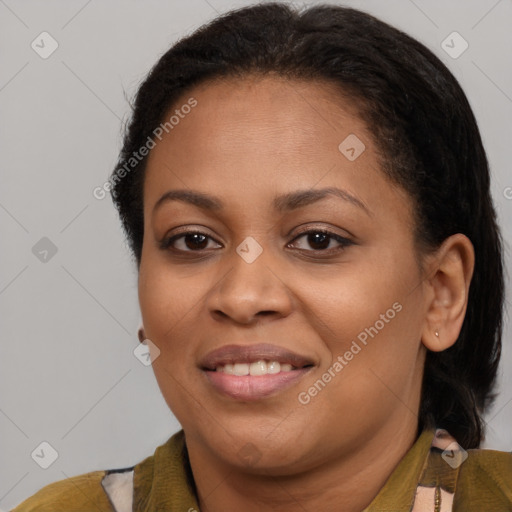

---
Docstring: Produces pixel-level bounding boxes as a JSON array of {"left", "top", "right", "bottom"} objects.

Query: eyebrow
[{"left": 153, "top": 187, "right": 371, "bottom": 216}]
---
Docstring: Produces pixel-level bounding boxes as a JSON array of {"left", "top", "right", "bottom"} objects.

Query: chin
[{"left": 206, "top": 422, "right": 316, "bottom": 471}]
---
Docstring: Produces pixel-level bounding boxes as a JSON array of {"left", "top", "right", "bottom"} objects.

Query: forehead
[
  {"left": 141, "top": 74, "right": 413, "bottom": 230},
  {"left": 144, "top": 75, "right": 375, "bottom": 184},
  {"left": 173, "top": 74, "right": 366, "bottom": 144}
]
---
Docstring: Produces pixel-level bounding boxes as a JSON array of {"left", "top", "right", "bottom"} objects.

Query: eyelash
[{"left": 159, "top": 228, "right": 353, "bottom": 256}]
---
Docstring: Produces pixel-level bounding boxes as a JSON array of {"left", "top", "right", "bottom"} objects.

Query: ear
[
  {"left": 421, "top": 233, "right": 475, "bottom": 352},
  {"left": 138, "top": 325, "right": 146, "bottom": 343}
]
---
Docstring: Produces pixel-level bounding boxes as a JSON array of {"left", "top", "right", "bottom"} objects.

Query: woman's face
[{"left": 138, "top": 75, "right": 430, "bottom": 473}]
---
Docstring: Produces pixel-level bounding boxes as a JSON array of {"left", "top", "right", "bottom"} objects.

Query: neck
[{"left": 186, "top": 419, "right": 419, "bottom": 512}]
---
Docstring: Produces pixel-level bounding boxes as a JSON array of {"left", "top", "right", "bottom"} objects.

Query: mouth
[{"left": 199, "top": 343, "right": 315, "bottom": 401}]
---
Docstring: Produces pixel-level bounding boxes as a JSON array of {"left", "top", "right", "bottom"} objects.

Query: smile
[{"left": 200, "top": 343, "right": 314, "bottom": 400}]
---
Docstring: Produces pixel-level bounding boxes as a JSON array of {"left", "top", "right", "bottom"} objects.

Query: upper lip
[{"left": 199, "top": 343, "right": 315, "bottom": 371}]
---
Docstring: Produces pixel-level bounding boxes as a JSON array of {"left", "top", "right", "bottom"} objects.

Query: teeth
[
  {"left": 267, "top": 361, "right": 280, "bottom": 374},
  {"left": 214, "top": 360, "right": 296, "bottom": 375},
  {"left": 233, "top": 363, "right": 250, "bottom": 376},
  {"left": 250, "top": 360, "right": 267, "bottom": 376}
]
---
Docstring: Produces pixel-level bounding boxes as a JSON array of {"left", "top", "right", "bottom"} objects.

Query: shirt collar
[{"left": 363, "top": 428, "right": 436, "bottom": 511}]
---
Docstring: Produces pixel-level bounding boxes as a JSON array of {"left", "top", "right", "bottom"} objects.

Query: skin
[{"left": 137, "top": 74, "right": 474, "bottom": 512}]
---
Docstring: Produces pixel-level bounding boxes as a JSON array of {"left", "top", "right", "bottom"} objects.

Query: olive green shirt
[{"left": 11, "top": 428, "right": 512, "bottom": 511}]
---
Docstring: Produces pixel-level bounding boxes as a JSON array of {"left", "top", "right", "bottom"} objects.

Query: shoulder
[
  {"left": 9, "top": 433, "right": 185, "bottom": 512},
  {"left": 455, "top": 447, "right": 512, "bottom": 505},
  {"left": 411, "top": 429, "right": 512, "bottom": 511},
  {"left": 10, "top": 470, "right": 115, "bottom": 512}
]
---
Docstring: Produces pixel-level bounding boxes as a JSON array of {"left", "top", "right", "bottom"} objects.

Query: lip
[{"left": 199, "top": 343, "right": 315, "bottom": 401}]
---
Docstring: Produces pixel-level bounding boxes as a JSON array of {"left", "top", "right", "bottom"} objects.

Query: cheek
[
  {"left": 138, "top": 262, "right": 207, "bottom": 421},
  {"left": 298, "top": 298, "right": 423, "bottom": 439},
  {"left": 307, "top": 251, "right": 424, "bottom": 387},
  {"left": 307, "top": 263, "right": 412, "bottom": 343},
  {"left": 138, "top": 260, "right": 200, "bottom": 345}
]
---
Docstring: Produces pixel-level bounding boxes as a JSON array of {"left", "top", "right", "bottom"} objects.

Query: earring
[{"left": 435, "top": 330, "right": 440, "bottom": 338}]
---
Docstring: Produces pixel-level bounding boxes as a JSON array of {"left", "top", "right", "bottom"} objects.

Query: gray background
[{"left": 1, "top": 0, "right": 511, "bottom": 509}]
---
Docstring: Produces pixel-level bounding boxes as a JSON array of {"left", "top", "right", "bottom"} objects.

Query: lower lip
[{"left": 204, "top": 368, "right": 312, "bottom": 401}]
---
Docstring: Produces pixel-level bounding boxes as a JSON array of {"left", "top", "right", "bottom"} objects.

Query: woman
[{"left": 12, "top": 2, "right": 511, "bottom": 511}]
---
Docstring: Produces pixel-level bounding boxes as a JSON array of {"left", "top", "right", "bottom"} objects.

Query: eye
[
  {"left": 160, "top": 228, "right": 353, "bottom": 255},
  {"left": 288, "top": 229, "right": 353, "bottom": 253},
  {"left": 160, "top": 230, "right": 222, "bottom": 252}
]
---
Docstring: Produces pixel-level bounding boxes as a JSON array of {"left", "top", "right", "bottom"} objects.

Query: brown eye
[
  {"left": 160, "top": 231, "right": 221, "bottom": 252},
  {"left": 181, "top": 233, "right": 209, "bottom": 250},
  {"left": 289, "top": 230, "right": 353, "bottom": 253}
]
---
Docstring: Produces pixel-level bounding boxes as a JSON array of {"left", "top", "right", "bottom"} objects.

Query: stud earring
[{"left": 435, "top": 330, "right": 440, "bottom": 337}]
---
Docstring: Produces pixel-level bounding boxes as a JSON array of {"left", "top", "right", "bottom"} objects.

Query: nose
[{"left": 207, "top": 246, "right": 293, "bottom": 325}]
